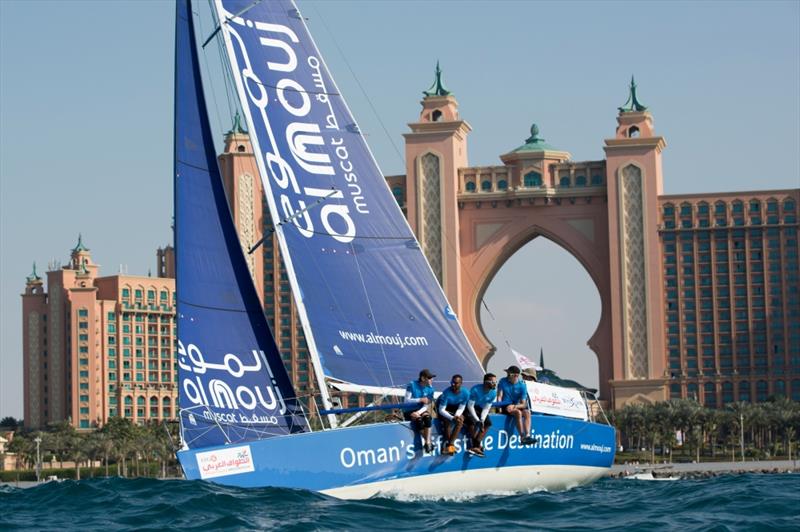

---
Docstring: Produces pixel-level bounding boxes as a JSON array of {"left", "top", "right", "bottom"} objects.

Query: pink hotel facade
[
  {"left": 22, "top": 240, "right": 177, "bottom": 429},
  {"left": 22, "top": 75, "right": 799, "bottom": 429},
  {"left": 220, "top": 74, "right": 798, "bottom": 410}
]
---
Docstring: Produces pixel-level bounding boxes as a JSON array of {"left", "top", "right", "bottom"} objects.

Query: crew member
[
  {"left": 497, "top": 365, "right": 535, "bottom": 445},
  {"left": 521, "top": 367, "right": 538, "bottom": 382},
  {"left": 405, "top": 368, "right": 435, "bottom": 453},
  {"left": 465, "top": 373, "right": 497, "bottom": 457},
  {"left": 437, "top": 374, "right": 469, "bottom": 455}
]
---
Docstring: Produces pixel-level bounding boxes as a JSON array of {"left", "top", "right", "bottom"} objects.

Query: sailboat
[{"left": 175, "top": 0, "right": 615, "bottom": 499}]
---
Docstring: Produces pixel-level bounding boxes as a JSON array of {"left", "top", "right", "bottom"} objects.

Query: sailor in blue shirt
[
  {"left": 404, "top": 368, "right": 435, "bottom": 453},
  {"left": 437, "top": 374, "right": 470, "bottom": 455},
  {"left": 465, "top": 373, "right": 498, "bottom": 457},
  {"left": 497, "top": 365, "right": 535, "bottom": 445}
]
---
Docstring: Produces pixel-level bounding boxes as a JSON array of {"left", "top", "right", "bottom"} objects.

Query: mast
[{"left": 210, "top": 0, "right": 338, "bottom": 426}]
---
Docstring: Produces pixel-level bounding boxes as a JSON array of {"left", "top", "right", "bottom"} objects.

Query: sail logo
[
  {"left": 220, "top": 3, "right": 365, "bottom": 244},
  {"left": 178, "top": 339, "right": 287, "bottom": 424}
]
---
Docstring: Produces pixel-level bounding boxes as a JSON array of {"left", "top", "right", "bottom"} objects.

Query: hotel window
[
  {"left": 704, "top": 383, "right": 717, "bottom": 407},
  {"left": 122, "top": 288, "right": 130, "bottom": 298},
  {"left": 575, "top": 175, "right": 587, "bottom": 187},
  {"left": 756, "top": 380, "right": 769, "bottom": 402},
  {"left": 732, "top": 202, "right": 743, "bottom": 213},
  {"left": 481, "top": 180, "right": 492, "bottom": 191},
  {"left": 497, "top": 179, "right": 508, "bottom": 190},
  {"left": 738, "top": 381, "right": 751, "bottom": 402},
  {"left": 559, "top": 176, "right": 570, "bottom": 187},
  {"left": 591, "top": 174, "right": 603, "bottom": 186},
  {"left": 750, "top": 200, "right": 760, "bottom": 213},
  {"left": 135, "top": 289, "right": 143, "bottom": 299},
  {"left": 721, "top": 382, "right": 734, "bottom": 404}
]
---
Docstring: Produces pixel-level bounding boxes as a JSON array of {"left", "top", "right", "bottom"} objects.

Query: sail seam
[
  {"left": 179, "top": 299, "right": 264, "bottom": 313},
  {"left": 177, "top": 160, "right": 210, "bottom": 172}
]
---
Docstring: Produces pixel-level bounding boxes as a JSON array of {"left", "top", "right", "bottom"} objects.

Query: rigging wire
[
  {"left": 306, "top": 3, "right": 405, "bottom": 168},
  {"left": 196, "top": 3, "right": 228, "bottom": 141},
  {"left": 303, "top": 3, "right": 518, "bottom": 361}
]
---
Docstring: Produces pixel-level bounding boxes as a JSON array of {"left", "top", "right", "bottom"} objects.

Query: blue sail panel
[
  {"left": 215, "top": 0, "right": 484, "bottom": 389},
  {"left": 174, "top": 0, "right": 308, "bottom": 449}
]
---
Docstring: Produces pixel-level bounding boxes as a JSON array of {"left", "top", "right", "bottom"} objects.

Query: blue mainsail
[
  {"left": 213, "top": 0, "right": 485, "bottom": 391},
  {"left": 175, "top": 0, "right": 308, "bottom": 449}
]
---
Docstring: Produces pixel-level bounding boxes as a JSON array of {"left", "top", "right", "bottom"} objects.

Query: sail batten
[
  {"left": 212, "top": 0, "right": 484, "bottom": 393},
  {"left": 175, "top": 0, "right": 308, "bottom": 449}
]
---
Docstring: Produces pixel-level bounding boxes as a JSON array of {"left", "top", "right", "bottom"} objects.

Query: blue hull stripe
[{"left": 179, "top": 415, "right": 616, "bottom": 491}]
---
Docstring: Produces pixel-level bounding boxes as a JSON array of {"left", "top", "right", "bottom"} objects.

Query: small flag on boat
[{"left": 511, "top": 348, "right": 542, "bottom": 371}]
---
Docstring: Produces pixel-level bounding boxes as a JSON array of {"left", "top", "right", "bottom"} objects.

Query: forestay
[
  {"left": 175, "top": 0, "right": 308, "bottom": 449},
  {"left": 213, "top": 0, "right": 484, "bottom": 390}
]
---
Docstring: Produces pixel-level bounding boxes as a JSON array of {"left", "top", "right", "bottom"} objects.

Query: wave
[{"left": 1, "top": 474, "right": 798, "bottom": 531}]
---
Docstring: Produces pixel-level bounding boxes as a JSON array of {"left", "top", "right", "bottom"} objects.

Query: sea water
[{"left": 2, "top": 473, "right": 798, "bottom": 531}]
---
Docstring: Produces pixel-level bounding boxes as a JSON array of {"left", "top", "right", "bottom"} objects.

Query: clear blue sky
[{"left": 1, "top": 0, "right": 798, "bottom": 418}]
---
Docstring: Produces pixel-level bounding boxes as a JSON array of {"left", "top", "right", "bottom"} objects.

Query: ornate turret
[
  {"left": 422, "top": 61, "right": 451, "bottom": 97},
  {"left": 24, "top": 262, "right": 44, "bottom": 295},
  {"left": 26, "top": 262, "right": 42, "bottom": 284},
  {"left": 226, "top": 110, "right": 248, "bottom": 135},
  {"left": 404, "top": 61, "right": 471, "bottom": 311},
  {"left": 500, "top": 122, "right": 570, "bottom": 167},
  {"left": 223, "top": 110, "right": 252, "bottom": 154},
  {"left": 612, "top": 77, "right": 657, "bottom": 140},
  {"left": 510, "top": 123, "right": 561, "bottom": 153},
  {"left": 69, "top": 233, "right": 94, "bottom": 272},
  {"left": 72, "top": 233, "right": 89, "bottom": 253},
  {"left": 415, "top": 62, "right": 460, "bottom": 123},
  {"left": 618, "top": 76, "right": 648, "bottom": 113}
]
